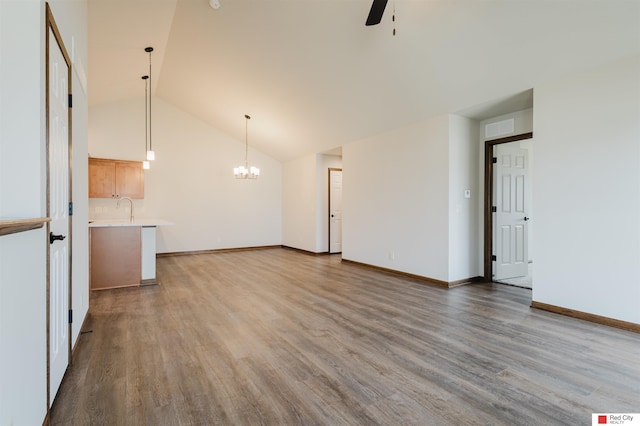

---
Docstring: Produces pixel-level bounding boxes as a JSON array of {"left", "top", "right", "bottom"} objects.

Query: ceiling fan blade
[{"left": 365, "top": 0, "right": 388, "bottom": 26}]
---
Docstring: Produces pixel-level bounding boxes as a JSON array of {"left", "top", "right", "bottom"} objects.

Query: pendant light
[
  {"left": 145, "top": 47, "right": 155, "bottom": 162},
  {"left": 141, "top": 75, "right": 150, "bottom": 170},
  {"left": 233, "top": 114, "right": 260, "bottom": 179}
]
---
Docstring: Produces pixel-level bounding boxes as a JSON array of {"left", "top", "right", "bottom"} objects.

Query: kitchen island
[{"left": 89, "top": 219, "right": 172, "bottom": 290}]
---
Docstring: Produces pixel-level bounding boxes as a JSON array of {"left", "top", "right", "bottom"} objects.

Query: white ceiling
[{"left": 88, "top": 0, "right": 640, "bottom": 161}]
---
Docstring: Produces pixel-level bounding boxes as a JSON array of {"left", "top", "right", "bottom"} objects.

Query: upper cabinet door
[
  {"left": 88, "top": 158, "right": 116, "bottom": 198},
  {"left": 115, "top": 161, "right": 144, "bottom": 199},
  {"left": 88, "top": 158, "right": 144, "bottom": 199}
]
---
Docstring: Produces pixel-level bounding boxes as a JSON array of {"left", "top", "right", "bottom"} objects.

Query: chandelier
[{"left": 234, "top": 114, "right": 260, "bottom": 179}]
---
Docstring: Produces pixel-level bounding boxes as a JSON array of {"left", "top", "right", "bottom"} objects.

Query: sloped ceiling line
[{"left": 89, "top": 0, "right": 640, "bottom": 161}]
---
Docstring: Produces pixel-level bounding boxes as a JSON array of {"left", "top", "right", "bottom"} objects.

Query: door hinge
[
  {"left": 68, "top": 309, "right": 73, "bottom": 324},
  {"left": 491, "top": 206, "right": 497, "bottom": 213},
  {"left": 491, "top": 255, "right": 497, "bottom": 261},
  {"left": 68, "top": 94, "right": 73, "bottom": 108},
  {"left": 492, "top": 157, "right": 497, "bottom": 164},
  {"left": 69, "top": 201, "right": 73, "bottom": 216}
]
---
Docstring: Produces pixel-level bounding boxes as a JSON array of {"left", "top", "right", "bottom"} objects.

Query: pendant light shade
[{"left": 234, "top": 114, "right": 260, "bottom": 179}]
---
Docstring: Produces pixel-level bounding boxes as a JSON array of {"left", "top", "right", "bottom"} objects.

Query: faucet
[{"left": 116, "top": 197, "right": 134, "bottom": 223}]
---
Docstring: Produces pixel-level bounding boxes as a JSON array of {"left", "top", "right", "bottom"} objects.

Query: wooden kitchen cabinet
[
  {"left": 90, "top": 227, "right": 141, "bottom": 290},
  {"left": 88, "top": 158, "right": 144, "bottom": 198}
]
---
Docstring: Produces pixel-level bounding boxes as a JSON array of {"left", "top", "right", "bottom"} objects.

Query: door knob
[
  {"left": 523, "top": 216, "right": 530, "bottom": 221},
  {"left": 49, "top": 232, "right": 66, "bottom": 244}
]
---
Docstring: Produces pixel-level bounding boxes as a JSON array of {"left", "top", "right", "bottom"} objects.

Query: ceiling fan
[{"left": 365, "top": 0, "right": 388, "bottom": 26}]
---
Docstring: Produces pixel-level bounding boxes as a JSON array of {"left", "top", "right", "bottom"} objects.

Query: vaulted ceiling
[{"left": 88, "top": 0, "right": 640, "bottom": 161}]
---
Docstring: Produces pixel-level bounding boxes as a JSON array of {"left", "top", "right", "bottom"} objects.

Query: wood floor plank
[{"left": 50, "top": 248, "right": 640, "bottom": 425}]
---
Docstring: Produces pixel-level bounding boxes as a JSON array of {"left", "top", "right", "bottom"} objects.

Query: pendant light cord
[
  {"left": 148, "top": 50, "right": 152, "bottom": 153},
  {"left": 142, "top": 75, "right": 149, "bottom": 156},
  {"left": 145, "top": 77, "right": 148, "bottom": 153},
  {"left": 145, "top": 47, "right": 154, "bottom": 155}
]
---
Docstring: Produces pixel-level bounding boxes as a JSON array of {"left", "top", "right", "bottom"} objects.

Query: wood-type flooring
[{"left": 50, "top": 248, "right": 640, "bottom": 425}]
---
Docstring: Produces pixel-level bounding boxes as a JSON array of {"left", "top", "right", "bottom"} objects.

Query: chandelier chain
[{"left": 245, "top": 115, "right": 249, "bottom": 168}]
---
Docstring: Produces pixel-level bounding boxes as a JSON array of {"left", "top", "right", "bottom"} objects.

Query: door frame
[
  {"left": 45, "top": 2, "right": 73, "bottom": 410},
  {"left": 328, "top": 167, "right": 342, "bottom": 254},
  {"left": 483, "top": 132, "right": 532, "bottom": 281}
]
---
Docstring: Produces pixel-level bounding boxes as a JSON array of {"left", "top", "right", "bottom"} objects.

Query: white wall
[
  {"left": 343, "top": 115, "right": 451, "bottom": 281},
  {"left": 0, "top": 2, "right": 47, "bottom": 424},
  {"left": 0, "top": 0, "right": 89, "bottom": 423},
  {"left": 0, "top": 230, "right": 47, "bottom": 425},
  {"left": 89, "top": 97, "right": 282, "bottom": 253},
  {"left": 282, "top": 154, "right": 317, "bottom": 252},
  {"left": 533, "top": 56, "right": 640, "bottom": 324},
  {"left": 448, "top": 115, "right": 480, "bottom": 281},
  {"left": 0, "top": 0, "right": 45, "bottom": 218}
]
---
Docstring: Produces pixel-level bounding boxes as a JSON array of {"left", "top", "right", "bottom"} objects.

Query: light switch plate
[{"left": 464, "top": 190, "right": 471, "bottom": 199}]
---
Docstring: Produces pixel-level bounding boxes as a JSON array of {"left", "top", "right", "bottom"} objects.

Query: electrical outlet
[
  {"left": 464, "top": 189, "right": 471, "bottom": 199},
  {"left": 388, "top": 251, "right": 395, "bottom": 260}
]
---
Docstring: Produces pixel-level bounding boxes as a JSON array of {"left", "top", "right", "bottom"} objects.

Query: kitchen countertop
[{"left": 89, "top": 219, "right": 173, "bottom": 227}]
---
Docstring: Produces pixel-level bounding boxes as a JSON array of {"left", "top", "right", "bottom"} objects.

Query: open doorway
[
  {"left": 484, "top": 133, "right": 533, "bottom": 288},
  {"left": 328, "top": 168, "right": 342, "bottom": 254}
]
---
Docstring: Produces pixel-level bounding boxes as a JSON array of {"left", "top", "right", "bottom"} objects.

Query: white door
[
  {"left": 494, "top": 143, "right": 528, "bottom": 280},
  {"left": 329, "top": 169, "right": 342, "bottom": 254},
  {"left": 48, "top": 25, "right": 71, "bottom": 402}
]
